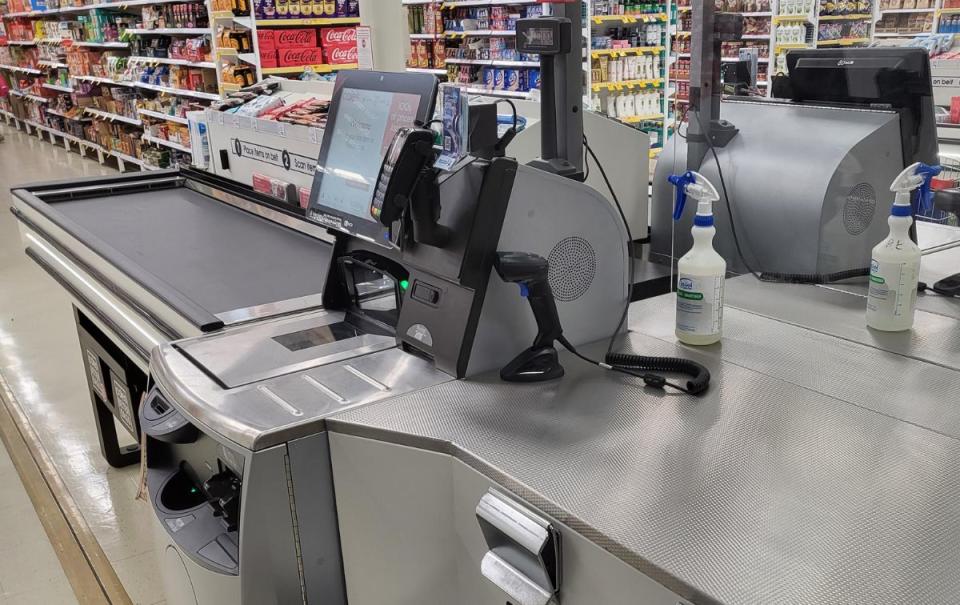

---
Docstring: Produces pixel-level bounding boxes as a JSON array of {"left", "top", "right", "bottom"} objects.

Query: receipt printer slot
[{"left": 411, "top": 281, "right": 440, "bottom": 306}]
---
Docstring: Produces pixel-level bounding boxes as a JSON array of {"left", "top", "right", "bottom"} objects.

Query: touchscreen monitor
[{"left": 306, "top": 71, "right": 438, "bottom": 244}]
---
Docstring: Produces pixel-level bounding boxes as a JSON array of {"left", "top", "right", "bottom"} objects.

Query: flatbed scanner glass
[
  {"left": 175, "top": 311, "right": 395, "bottom": 388},
  {"left": 273, "top": 323, "right": 362, "bottom": 352}
]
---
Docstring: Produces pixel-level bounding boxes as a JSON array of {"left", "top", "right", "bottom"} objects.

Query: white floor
[
  {"left": 0, "top": 438, "right": 78, "bottom": 604},
  {"left": 0, "top": 121, "right": 167, "bottom": 604}
]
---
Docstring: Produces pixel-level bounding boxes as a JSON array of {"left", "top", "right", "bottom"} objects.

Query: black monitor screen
[
  {"left": 307, "top": 70, "right": 438, "bottom": 242},
  {"left": 784, "top": 48, "right": 937, "bottom": 165}
]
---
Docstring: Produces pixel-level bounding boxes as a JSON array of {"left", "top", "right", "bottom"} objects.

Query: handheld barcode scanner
[{"left": 493, "top": 252, "right": 565, "bottom": 382}]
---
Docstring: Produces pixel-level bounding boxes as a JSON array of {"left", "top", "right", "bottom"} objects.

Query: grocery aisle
[{"left": 0, "top": 121, "right": 166, "bottom": 605}]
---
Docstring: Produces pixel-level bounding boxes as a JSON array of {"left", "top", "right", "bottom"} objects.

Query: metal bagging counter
[{"left": 324, "top": 245, "right": 960, "bottom": 605}]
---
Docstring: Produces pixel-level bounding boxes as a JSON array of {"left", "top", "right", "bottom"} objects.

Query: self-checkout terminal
[
  {"left": 140, "top": 61, "right": 638, "bottom": 603},
  {"left": 652, "top": 38, "right": 940, "bottom": 279}
]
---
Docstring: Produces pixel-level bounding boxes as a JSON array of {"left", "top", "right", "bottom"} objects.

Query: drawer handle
[{"left": 476, "top": 490, "right": 561, "bottom": 605}]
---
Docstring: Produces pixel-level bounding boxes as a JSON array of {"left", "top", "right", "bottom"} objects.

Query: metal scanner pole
[
  {"left": 551, "top": 0, "right": 583, "bottom": 175},
  {"left": 687, "top": 0, "right": 718, "bottom": 171}
]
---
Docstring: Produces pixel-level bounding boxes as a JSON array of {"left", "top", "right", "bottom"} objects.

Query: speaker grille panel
[
  {"left": 548, "top": 237, "right": 597, "bottom": 302},
  {"left": 843, "top": 183, "right": 877, "bottom": 236}
]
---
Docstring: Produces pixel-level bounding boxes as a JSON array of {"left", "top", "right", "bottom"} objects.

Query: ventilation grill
[
  {"left": 547, "top": 237, "right": 597, "bottom": 302},
  {"left": 843, "top": 183, "right": 877, "bottom": 236}
]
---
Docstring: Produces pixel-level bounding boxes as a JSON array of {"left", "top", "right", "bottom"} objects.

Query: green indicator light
[
  {"left": 399, "top": 280, "right": 410, "bottom": 291},
  {"left": 190, "top": 487, "right": 198, "bottom": 494}
]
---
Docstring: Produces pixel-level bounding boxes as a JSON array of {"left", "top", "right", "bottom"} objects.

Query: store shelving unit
[
  {"left": 772, "top": 4, "right": 816, "bottom": 73},
  {"left": 401, "top": 0, "right": 543, "bottom": 100},
  {"left": 259, "top": 62, "right": 357, "bottom": 76},
  {"left": 238, "top": 13, "right": 361, "bottom": 85},
  {"left": 814, "top": 9, "right": 873, "bottom": 48},
  {"left": 934, "top": 4, "right": 960, "bottom": 33},
  {"left": 254, "top": 16, "right": 359, "bottom": 27},
  {"left": 85, "top": 106, "right": 142, "bottom": 125},
  {"left": 0, "top": 105, "right": 157, "bottom": 169},
  {"left": 0, "top": 0, "right": 222, "bottom": 169},
  {"left": 142, "top": 131, "right": 190, "bottom": 152},
  {"left": 584, "top": 0, "right": 671, "bottom": 154},
  {"left": 137, "top": 106, "right": 187, "bottom": 123}
]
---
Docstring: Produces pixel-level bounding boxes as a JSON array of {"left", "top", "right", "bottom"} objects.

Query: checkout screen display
[{"left": 315, "top": 88, "right": 421, "bottom": 222}]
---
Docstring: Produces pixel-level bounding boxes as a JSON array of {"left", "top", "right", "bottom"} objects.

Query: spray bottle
[
  {"left": 668, "top": 171, "right": 727, "bottom": 345},
  {"left": 866, "top": 162, "right": 942, "bottom": 331}
]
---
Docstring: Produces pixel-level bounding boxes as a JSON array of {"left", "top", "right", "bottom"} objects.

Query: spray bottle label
[
  {"left": 866, "top": 258, "right": 919, "bottom": 321},
  {"left": 676, "top": 274, "right": 724, "bottom": 336}
]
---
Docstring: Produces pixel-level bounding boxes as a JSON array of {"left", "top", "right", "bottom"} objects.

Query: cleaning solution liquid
[
  {"left": 866, "top": 162, "right": 941, "bottom": 331},
  {"left": 668, "top": 171, "right": 727, "bottom": 345}
]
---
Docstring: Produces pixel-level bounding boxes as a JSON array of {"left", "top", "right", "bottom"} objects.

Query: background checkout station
[{"left": 8, "top": 2, "right": 960, "bottom": 603}]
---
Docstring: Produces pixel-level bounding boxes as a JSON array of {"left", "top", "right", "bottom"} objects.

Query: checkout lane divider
[{"left": 0, "top": 369, "right": 133, "bottom": 605}]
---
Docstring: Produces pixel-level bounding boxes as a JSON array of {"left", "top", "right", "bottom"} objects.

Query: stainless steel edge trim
[
  {"left": 149, "top": 346, "right": 255, "bottom": 452},
  {"left": 726, "top": 98, "right": 899, "bottom": 116},
  {"left": 25, "top": 247, "right": 150, "bottom": 363},
  {"left": 185, "top": 180, "right": 335, "bottom": 243},
  {"left": 215, "top": 293, "right": 327, "bottom": 326},
  {"left": 34, "top": 176, "right": 184, "bottom": 198},
  {"left": 15, "top": 211, "right": 182, "bottom": 341}
]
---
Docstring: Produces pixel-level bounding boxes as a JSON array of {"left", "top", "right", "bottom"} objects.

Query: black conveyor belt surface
[{"left": 55, "top": 187, "right": 330, "bottom": 317}]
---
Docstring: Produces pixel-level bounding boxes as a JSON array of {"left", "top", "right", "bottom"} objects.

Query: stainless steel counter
[
  {"left": 327, "top": 246, "right": 960, "bottom": 604},
  {"left": 812, "top": 222, "right": 960, "bottom": 321}
]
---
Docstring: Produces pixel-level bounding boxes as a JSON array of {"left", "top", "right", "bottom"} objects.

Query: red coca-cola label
[
  {"left": 324, "top": 45, "right": 357, "bottom": 65},
  {"left": 257, "top": 30, "right": 276, "bottom": 50},
  {"left": 320, "top": 26, "right": 356, "bottom": 48},
  {"left": 278, "top": 46, "right": 324, "bottom": 67},
  {"left": 276, "top": 28, "right": 316, "bottom": 48},
  {"left": 260, "top": 49, "right": 278, "bottom": 67}
]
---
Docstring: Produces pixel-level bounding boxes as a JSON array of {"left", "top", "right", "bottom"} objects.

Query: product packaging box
[
  {"left": 320, "top": 26, "right": 356, "bottom": 51},
  {"left": 257, "top": 29, "right": 276, "bottom": 50},
  {"left": 278, "top": 46, "right": 324, "bottom": 66},
  {"left": 260, "top": 49, "right": 278, "bottom": 68},
  {"left": 275, "top": 28, "right": 316, "bottom": 48},
  {"left": 324, "top": 44, "right": 357, "bottom": 64}
]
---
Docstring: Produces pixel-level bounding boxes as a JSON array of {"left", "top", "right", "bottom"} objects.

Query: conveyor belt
[{"left": 26, "top": 185, "right": 331, "bottom": 327}]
